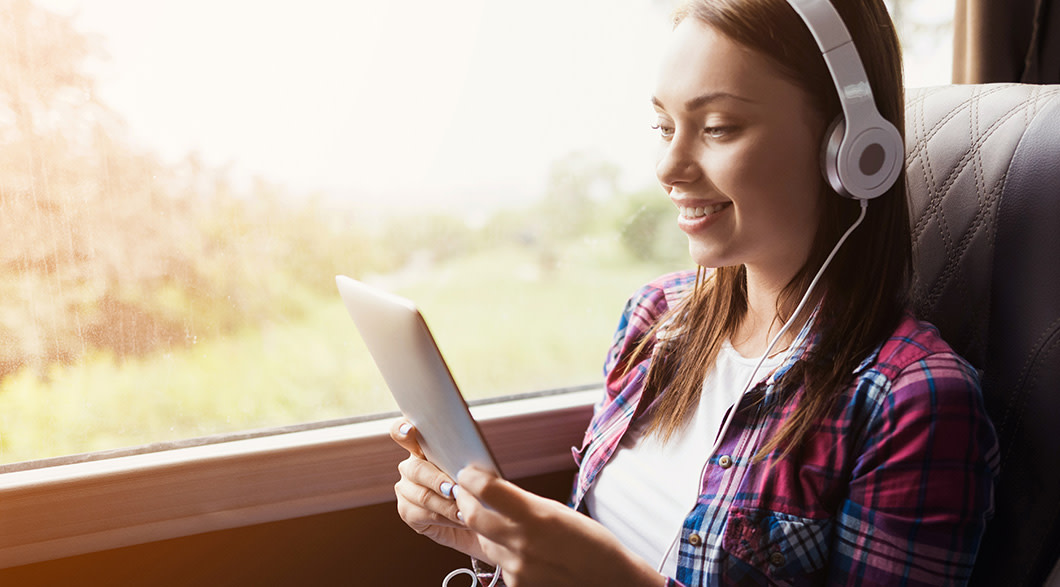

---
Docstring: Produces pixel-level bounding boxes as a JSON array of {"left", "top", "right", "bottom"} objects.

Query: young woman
[{"left": 390, "top": 0, "right": 999, "bottom": 584}]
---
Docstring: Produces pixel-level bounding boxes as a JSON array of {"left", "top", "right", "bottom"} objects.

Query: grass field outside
[{"left": 0, "top": 238, "right": 688, "bottom": 465}]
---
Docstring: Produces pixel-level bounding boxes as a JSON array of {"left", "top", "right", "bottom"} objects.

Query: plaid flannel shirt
[{"left": 569, "top": 271, "right": 999, "bottom": 586}]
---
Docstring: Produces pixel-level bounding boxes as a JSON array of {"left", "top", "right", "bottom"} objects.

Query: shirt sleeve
[
  {"left": 603, "top": 280, "right": 665, "bottom": 379},
  {"left": 828, "top": 352, "right": 1000, "bottom": 586},
  {"left": 602, "top": 272, "right": 693, "bottom": 397}
]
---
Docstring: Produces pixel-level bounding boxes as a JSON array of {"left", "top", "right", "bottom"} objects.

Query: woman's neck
[{"left": 730, "top": 265, "right": 802, "bottom": 358}]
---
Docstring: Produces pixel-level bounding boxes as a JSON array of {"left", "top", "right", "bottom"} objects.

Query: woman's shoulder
[
  {"left": 847, "top": 313, "right": 999, "bottom": 483},
  {"left": 854, "top": 314, "right": 985, "bottom": 422},
  {"left": 624, "top": 269, "right": 698, "bottom": 316},
  {"left": 604, "top": 270, "right": 698, "bottom": 371},
  {"left": 869, "top": 314, "right": 978, "bottom": 383}
]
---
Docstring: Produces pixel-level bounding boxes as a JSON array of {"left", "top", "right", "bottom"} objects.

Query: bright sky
[
  {"left": 37, "top": 0, "right": 675, "bottom": 210},
  {"left": 37, "top": 0, "right": 952, "bottom": 211}
]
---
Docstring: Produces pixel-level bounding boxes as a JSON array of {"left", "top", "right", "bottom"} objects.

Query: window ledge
[{"left": 0, "top": 388, "right": 597, "bottom": 569}]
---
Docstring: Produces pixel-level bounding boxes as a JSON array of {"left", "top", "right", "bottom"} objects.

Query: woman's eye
[
  {"left": 650, "top": 123, "right": 675, "bottom": 140},
  {"left": 704, "top": 126, "right": 731, "bottom": 139}
]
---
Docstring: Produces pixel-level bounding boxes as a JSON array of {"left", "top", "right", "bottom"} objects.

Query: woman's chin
[{"left": 687, "top": 241, "right": 729, "bottom": 269}]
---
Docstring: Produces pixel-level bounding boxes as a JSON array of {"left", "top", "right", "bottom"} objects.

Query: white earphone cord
[
  {"left": 442, "top": 565, "right": 502, "bottom": 587},
  {"left": 753, "top": 198, "right": 868, "bottom": 375},
  {"left": 655, "top": 199, "right": 868, "bottom": 573}
]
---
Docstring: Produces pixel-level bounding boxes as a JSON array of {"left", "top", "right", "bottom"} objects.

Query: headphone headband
[{"left": 784, "top": 0, "right": 903, "bottom": 200}]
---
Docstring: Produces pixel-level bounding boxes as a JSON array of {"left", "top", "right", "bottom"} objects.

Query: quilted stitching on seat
[{"left": 906, "top": 84, "right": 1060, "bottom": 368}]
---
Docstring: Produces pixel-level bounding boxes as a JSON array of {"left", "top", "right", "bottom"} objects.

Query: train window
[
  {"left": 1, "top": 0, "right": 952, "bottom": 465},
  {"left": 886, "top": 0, "right": 957, "bottom": 86}
]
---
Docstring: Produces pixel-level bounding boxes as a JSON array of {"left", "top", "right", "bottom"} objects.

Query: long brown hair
[{"left": 636, "top": 0, "right": 910, "bottom": 460}]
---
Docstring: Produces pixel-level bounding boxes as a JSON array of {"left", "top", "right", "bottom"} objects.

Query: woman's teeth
[{"left": 678, "top": 202, "right": 730, "bottom": 218}]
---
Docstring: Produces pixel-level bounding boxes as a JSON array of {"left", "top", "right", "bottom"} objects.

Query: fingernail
[
  {"left": 451, "top": 485, "right": 460, "bottom": 500},
  {"left": 456, "top": 511, "right": 464, "bottom": 523},
  {"left": 440, "top": 481, "right": 454, "bottom": 499},
  {"left": 398, "top": 422, "right": 412, "bottom": 436}
]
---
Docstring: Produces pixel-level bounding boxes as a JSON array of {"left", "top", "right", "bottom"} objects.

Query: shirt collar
[
  {"left": 761, "top": 302, "right": 883, "bottom": 393},
  {"left": 761, "top": 306, "right": 816, "bottom": 390}
]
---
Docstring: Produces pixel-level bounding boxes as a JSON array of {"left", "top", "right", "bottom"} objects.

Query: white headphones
[{"left": 785, "top": 0, "right": 903, "bottom": 200}]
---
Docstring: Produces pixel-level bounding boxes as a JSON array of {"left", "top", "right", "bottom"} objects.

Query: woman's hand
[
  {"left": 389, "top": 418, "right": 491, "bottom": 562},
  {"left": 453, "top": 466, "right": 666, "bottom": 587}
]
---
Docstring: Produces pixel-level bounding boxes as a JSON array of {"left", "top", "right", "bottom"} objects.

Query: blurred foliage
[
  {"left": 0, "top": 241, "right": 689, "bottom": 464},
  {"left": 0, "top": 0, "right": 687, "bottom": 383},
  {"left": 379, "top": 212, "right": 478, "bottom": 271},
  {"left": 617, "top": 187, "right": 689, "bottom": 263}
]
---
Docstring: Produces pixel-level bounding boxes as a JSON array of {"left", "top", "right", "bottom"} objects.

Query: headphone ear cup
[
  {"left": 821, "top": 115, "right": 848, "bottom": 197},
  {"left": 820, "top": 114, "right": 903, "bottom": 200}
]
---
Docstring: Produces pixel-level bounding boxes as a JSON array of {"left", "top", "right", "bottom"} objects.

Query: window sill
[{"left": 0, "top": 388, "right": 597, "bottom": 569}]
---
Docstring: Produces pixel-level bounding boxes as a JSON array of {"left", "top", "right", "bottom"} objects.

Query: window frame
[{"left": 0, "top": 388, "right": 597, "bottom": 569}]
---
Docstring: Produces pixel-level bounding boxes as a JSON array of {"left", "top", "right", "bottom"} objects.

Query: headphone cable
[{"left": 442, "top": 564, "right": 502, "bottom": 587}]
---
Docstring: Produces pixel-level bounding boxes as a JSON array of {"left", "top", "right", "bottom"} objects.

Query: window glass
[
  {"left": 0, "top": 0, "right": 952, "bottom": 465},
  {"left": 886, "top": 0, "right": 957, "bottom": 86}
]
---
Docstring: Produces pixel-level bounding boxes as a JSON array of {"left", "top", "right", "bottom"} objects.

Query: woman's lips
[{"left": 675, "top": 201, "right": 732, "bottom": 233}]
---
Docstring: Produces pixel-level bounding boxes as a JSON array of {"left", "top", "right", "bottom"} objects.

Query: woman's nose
[{"left": 656, "top": 138, "right": 699, "bottom": 188}]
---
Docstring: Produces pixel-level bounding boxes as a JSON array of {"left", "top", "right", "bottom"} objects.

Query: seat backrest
[{"left": 905, "top": 83, "right": 1060, "bottom": 587}]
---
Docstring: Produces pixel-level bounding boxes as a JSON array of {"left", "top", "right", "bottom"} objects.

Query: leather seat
[{"left": 905, "top": 83, "right": 1060, "bottom": 587}]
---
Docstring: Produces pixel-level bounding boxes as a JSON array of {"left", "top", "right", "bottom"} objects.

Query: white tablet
[{"left": 335, "top": 275, "right": 502, "bottom": 480}]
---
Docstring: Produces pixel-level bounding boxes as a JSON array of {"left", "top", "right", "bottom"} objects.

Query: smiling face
[{"left": 653, "top": 17, "right": 826, "bottom": 287}]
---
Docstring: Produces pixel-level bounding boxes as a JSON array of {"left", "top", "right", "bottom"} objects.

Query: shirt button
[
  {"left": 770, "top": 552, "right": 786, "bottom": 567},
  {"left": 688, "top": 533, "right": 703, "bottom": 547},
  {"left": 718, "top": 455, "right": 733, "bottom": 469}
]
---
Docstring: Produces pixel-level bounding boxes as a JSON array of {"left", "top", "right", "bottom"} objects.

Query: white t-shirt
[{"left": 583, "top": 340, "right": 783, "bottom": 575}]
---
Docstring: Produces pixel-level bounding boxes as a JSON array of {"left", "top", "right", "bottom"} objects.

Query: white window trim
[{"left": 0, "top": 388, "right": 598, "bottom": 569}]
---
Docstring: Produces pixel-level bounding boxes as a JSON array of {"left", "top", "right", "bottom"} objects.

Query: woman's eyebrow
[{"left": 651, "top": 91, "right": 757, "bottom": 111}]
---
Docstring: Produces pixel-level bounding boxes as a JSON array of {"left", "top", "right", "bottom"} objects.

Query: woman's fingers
[
  {"left": 388, "top": 418, "right": 501, "bottom": 563},
  {"left": 452, "top": 467, "right": 531, "bottom": 540},
  {"left": 389, "top": 417, "right": 426, "bottom": 459},
  {"left": 456, "top": 466, "right": 528, "bottom": 516},
  {"left": 395, "top": 455, "right": 462, "bottom": 526},
  {"left": 390, "top": 417, "right": 463, "bottom": 527}
]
